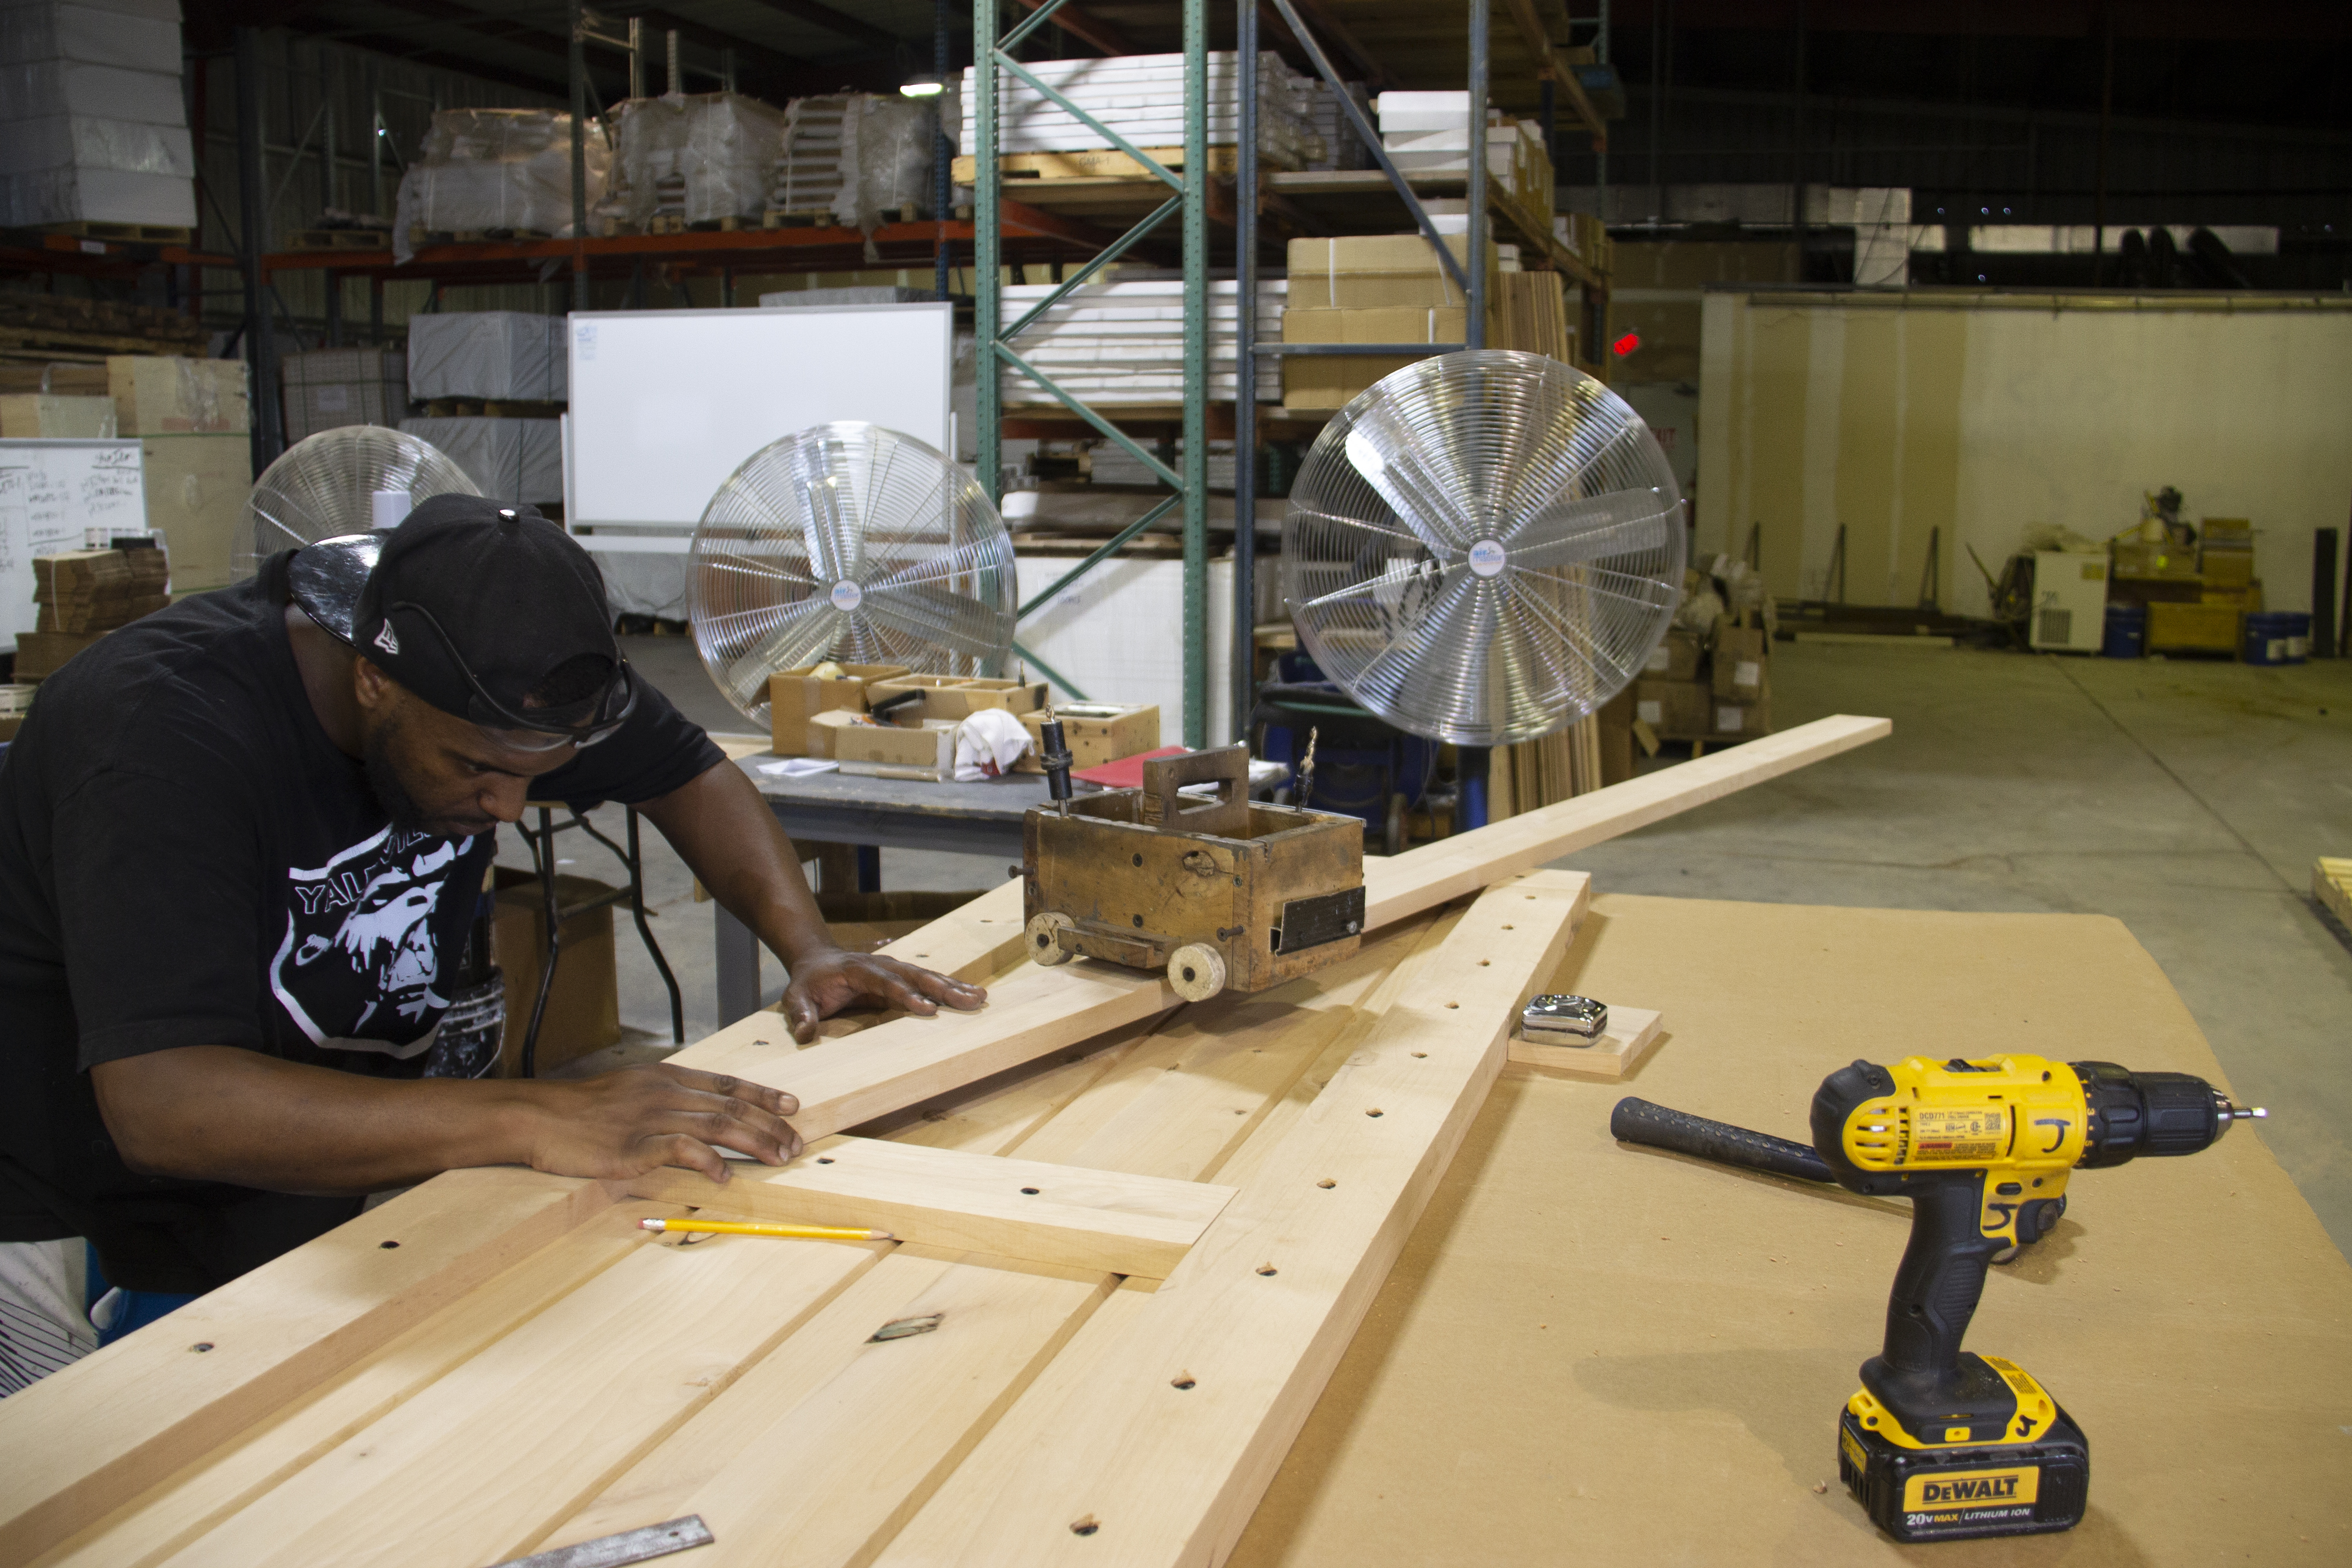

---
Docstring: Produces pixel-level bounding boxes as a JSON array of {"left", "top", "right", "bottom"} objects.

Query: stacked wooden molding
[{"left": 0, "top": 718, "right": 1890, "bottom": 1568}]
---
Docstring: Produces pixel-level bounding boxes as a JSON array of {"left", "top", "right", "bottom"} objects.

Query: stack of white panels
[
  {"left": 0, "top": 0, "right": 195, "bottom": 230},
  {"left": 1373, "top": 90, "right": 1522, "bottom": 183},
  {"left": 961, "top": 52, "right": 1320, "bottom": 170},
  {"left": 998, "top": 279, "right": 1284, "bottom": 405},
  {"left": 398, "top": 417, "right": 563, "bottom": 506},
  {"left": 1089, "top": 440, "right": 1237, "bottom": 489},
  {"left": 408, "top": 312, "right": 567, "bottom": 401}
]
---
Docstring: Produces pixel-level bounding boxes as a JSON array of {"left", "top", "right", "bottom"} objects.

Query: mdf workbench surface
[{"left": 1232, "top": 895, "right": 2352, "bottom": 1566}]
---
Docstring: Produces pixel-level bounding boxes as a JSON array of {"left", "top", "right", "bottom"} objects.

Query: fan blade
[
  {"left": 858, "top": 582, "right": 1017, "bottom": 663},
  {"left": 1503, "top": 488, "right": 1679, "bottom": 568},
  {"left": 1342, "top": 427, "right": 1476, "bottom": 559},
  {"left": 718, "top": 597, "right": 844, "bottom": 709},
  {"left": 799, "top": 471, "right": 864, "bottom": 585}
]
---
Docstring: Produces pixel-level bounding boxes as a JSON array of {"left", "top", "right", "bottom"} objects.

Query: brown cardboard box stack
[
  {"left": 108, "top": 356, "right": 253, "bottom": 594},
  {"left": 1631, "top": 602, "right": 1773, "bottom": 743},
  {"left": 15, "top": 547, "right": 171, "bottom": 679},
  {"left": 1282, "top": 234, "right": 1497, "bottom": 412}
]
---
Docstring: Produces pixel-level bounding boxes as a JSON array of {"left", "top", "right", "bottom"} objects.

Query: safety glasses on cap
[{"left": 388, "top": 598, "right": 638, "bottom": 752}]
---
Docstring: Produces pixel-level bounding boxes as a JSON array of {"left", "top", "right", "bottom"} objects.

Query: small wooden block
[{"left": 1507, "top": 1004, "right": 1663, "bottom": 1081}]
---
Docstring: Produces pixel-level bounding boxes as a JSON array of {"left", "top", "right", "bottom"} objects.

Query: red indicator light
[{"left": 1612, "top": 331, "right": 1641, "bottom": 357}]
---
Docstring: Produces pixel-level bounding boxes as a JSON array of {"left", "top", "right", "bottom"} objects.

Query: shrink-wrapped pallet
[
  {"left": 957, "top": 51, "right": 1319, "bottom": 168},
  {"left": 281, "top": 349, "right": 407, "bottom": 443},
  {"left": 407, "top": 312, "right": 565, "bottom": 402},
  {"left": 0, "top": 0, "right": 195, "bottom": 229},
  {"left": 398, "top": 417, "right": 562, "bottom": 507},
  {"left": 605, "top": 91, "right": 787, "bottom": 230},
  {"left": 392, "top": 108, "right": 608, "bottom": 262}
]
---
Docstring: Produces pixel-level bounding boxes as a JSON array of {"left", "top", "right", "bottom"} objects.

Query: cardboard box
[
  {"left": 0, "top": 393, "right": 116, "bottom": 437},
  {"left": 804, "top": 707, "right": 874, "bottom": 760},
  {"left": 1285, "top": 233, "right": 1498, "bottom": 311},
  {"left": 767, "top": 662, "right": 908, "bottom": 755},
  {"left": 2111, "top": 540, "right": 2198, "bottom": 582},
  {"left": 489, "top": 868, "right": 618, "bottom": 1076},
  {"left": 1707, "top": 697, "right": 1771, "bottom": 739},
  {"left": 834, "top": 717, "right": 959, "bottom": 779},
  {"left": 2201, "top": 582, "right": 2263, "bottom": 612},
  {"left": 140, "top": 432, "right": 251, "bottom": 592},
  {"left": 2146, "top": 601, "right": 2241, "bottom": 653},
  {"left": 1638, "top": 627, "right": 1704, "bottom": 681},
  {"left": 1280, "top": 304, "right": 1474, "bottom": 411},
  {"left": 1015, "top": 703, "right": 1161, "bottom": 773},
  {"left": 1711, "top": 625, "right": 1770, "bottom": 699},
  {"left": 1632, "top": 677, "right": 1709, "bottom": 737},
  {"left": 11, "top": 629, "right": 106, "bottom": 679},
  {"left": 2201, "top": 552, "right": 2254, "bottom": 591},
  {"left": 865, "top": 674, "right": 1047, "bottom": 721},
  {"left": 108, "top": 355, "right": 249, "bottom": 434}
]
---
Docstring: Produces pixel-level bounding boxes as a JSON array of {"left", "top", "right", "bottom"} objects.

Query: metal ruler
[{"left": 488, "top": 1516, "right": 714, "bottom": 1568}]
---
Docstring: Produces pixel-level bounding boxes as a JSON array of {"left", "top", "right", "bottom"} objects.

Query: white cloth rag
[{"left": 955, "top": 709, "right": 1032, "bottom": 781}]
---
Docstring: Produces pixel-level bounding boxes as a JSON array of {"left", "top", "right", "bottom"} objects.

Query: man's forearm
[
  {"left": 640, "top": 759, "right": 836, "bottom": 967},
  {"left": 93, "top": 1047, "right": 537, "bottom": 1193}
]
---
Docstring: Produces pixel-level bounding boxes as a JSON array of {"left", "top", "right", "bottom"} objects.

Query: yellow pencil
[{"left": 640, "top": 1217, "right": 894, "bottom": 1241}]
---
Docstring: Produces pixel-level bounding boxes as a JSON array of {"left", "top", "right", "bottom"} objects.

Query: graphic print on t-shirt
[{"left": 269, "top": 825, "right": 472, "bottom": 1057}]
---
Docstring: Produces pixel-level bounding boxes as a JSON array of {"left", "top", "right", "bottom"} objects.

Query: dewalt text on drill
[{"left": 1810, "top": 1055, "right": 2264, "bottom": 1543}]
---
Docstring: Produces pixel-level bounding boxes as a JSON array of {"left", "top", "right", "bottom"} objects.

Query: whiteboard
[
  {"left": 563, "top": 304, "right": 952, "bottom": 552},
  {"left": 0, "top": 439, "right": 148, "bottom": 653}
]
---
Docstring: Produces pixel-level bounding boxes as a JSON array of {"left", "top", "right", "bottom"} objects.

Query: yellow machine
[{"left": 1810, "top": 1055, "right": 2264, "bottom": 1543}]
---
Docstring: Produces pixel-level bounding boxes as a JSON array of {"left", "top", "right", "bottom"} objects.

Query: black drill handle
[
  {"left": 1610, "top": 1097, "right": 1836, "bottom": 1184},
  {"left": 1878, "top": 1172, "right": 2003, "bottom": 1385}
]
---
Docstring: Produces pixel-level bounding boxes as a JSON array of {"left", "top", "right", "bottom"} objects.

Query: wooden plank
[
  {"left": 552, "top": 1254, "right": 1117, "bottom": 1568},
  {"left": 869, "top": 872, "right": 1589, "bottom": 1567},
  {"left": 149, "top": 1234, "right": 884, "bottom": 1568},
  {"left": 625, "top": 1136, "right": 1236, "bottom": 1279},
  {"left": 664, "top": 958, "right": 1180, "bottom": 1141},
  {"left": 1362, "top": 714, "right": 1890, "bottom": 928},
  {"left": 1007, "top": 919, "right": 1438, "bottom": 1184},
  {"left": 658, "top": 720, "right": 1879, "bottom": 1164},
  {"left": 2315, "top": 856, "right": 2352, "bottom": 928},
  {"left": 33, "top": 1204, "right": 661, "bottom": 1568},
  {"left": 543, "top": 1251, "right": 969, "bottom": 1548},
  {"left": 0, "top": 1167, "right": 613, "bottom": 1565},
  {"left": 872, "top": 876, "right": 1033, "bottom": 984},
  {"left": 1506, "top": 1003, "right": 1664, "bottom": 1080}
]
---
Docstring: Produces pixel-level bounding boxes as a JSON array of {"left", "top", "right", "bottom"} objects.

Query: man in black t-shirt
[{"left": 0, "top": 497, "right": 982, "bottom": 1367}]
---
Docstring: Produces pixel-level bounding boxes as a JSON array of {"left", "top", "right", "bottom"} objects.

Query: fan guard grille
[
  {"left": 689, "top": 422, "right": 1019, "bottom": 725},
  {"left": 238, "top": 427, "right": 482, "bottom": 581},
  {"left": 1281, "top": 351, "right": 1685, "bottom": 747}
]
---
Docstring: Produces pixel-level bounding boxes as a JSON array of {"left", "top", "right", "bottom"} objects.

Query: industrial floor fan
[
  {"left": 688, "top": 422, "right": 1019, "bottom": 725},
  {"left": 237, "top": 425, "right": 482, "bottom": 582},
  {"left": 1281, "top": 350, "right": 1685, "bottom": 819}
]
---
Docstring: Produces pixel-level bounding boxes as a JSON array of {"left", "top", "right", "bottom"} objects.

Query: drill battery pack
[{"left": 1838, "top": 1404, "right": 2090, "bottom": 1543}]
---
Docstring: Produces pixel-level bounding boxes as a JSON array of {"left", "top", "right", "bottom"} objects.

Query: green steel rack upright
[{"left": 975, "top": 0, "right": 1214, "bottom": 746}]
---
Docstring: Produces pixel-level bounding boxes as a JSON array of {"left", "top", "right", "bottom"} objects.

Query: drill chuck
[{"left": 2072, "top": 1060, "right": 2266, "bottom": 1166}]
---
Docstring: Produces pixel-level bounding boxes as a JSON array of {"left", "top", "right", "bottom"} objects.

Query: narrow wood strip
[
  {"left": 625, "top": 1137, "right": 1236, "bottom": 1279},
  {"left": 0, "top": 1168, "right": 614, "bottom": 1565},
  {"left": 1361, "top": 714, "right": 1890, "bottom": 928},
  {"left": 869, "top": 872, "right": 1589, "bottom": 1567},
  {"left": 665, "top": 959, "right": 1181, "bottom": 1141}
]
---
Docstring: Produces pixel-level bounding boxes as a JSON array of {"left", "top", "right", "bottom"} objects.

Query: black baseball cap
[{"left": 347, "top": 496, "right": 636, "bottom": 750}]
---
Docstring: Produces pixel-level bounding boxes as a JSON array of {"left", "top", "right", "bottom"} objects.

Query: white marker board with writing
[{"left": 0, "top": 439, "right": 148, "bottom": 652}]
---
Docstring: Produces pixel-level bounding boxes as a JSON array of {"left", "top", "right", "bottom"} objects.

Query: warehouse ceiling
[{"left": 179, "top": 1, "right": 2352, "bottom": 135}]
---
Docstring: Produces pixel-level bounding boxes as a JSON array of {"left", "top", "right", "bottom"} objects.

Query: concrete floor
[{"left": 539, "top": 634, "right": 2352, "bottom": 1261}]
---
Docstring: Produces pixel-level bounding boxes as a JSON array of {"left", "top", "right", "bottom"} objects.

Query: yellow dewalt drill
[{"left": 1810, "top": 1055, "right": 2264, "bottom": 1544}]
